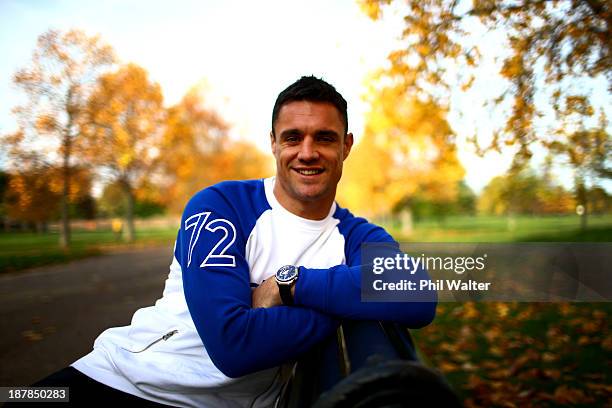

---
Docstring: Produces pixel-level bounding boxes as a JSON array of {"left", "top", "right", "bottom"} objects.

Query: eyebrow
[
  {"left": 314, "top": 130, "right": 340, "bottom": 139},
  {"left": 278, "top": 129, "right": 341, "bottom": 139},
  {"left": 279, "top": 129, "right": 303, "bottom": 138}
]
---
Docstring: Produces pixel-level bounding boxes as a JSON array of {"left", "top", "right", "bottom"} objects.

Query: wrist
[{"left": 275, "top": 265, "right": 299, "bottom": 306}]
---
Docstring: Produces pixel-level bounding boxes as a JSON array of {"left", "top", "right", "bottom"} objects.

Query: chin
[{"left": 295, "top": 187, "right": 329, "bottom": 202}]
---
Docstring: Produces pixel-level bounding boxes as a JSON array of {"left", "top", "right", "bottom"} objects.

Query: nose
[{"left": 297, "top": 137, "right": 319, "bottom": 162}]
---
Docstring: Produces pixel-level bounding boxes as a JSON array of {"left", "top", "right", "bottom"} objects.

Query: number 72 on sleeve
[{"left": 184, "top": 211, "right": 237, "bottom": 268}]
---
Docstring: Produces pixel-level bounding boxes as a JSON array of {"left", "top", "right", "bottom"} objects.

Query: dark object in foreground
[{"left": 278, "top": 320, "right": 461, "bottom": 408}]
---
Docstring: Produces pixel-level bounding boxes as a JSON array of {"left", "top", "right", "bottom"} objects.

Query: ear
[
  {"left": 343, "top": 133, "right": 354, "bottom": 160},
  {"left": 270, "top": 131, "right": 276, "bottom": 155}
]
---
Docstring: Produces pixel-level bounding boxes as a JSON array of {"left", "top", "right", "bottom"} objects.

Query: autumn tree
[
  {"left": 6, "top": 29, "right": 115, "bottom": 247},
  {"left": 160, "top": 87, "right": 270, "bottom": 213},
  {"left": 4, "top": 162, "right": 59, "bottom": 231},
  {"left": 338, "top": 80, "right": 465, "bottom": 228},
  {"left": 83, "top": 63, "right": 164, "bottom": 242},
  {"left": 4, "top": 158, "right": 93, "bottom": 231},
  {"left": 0, "top": 170, "right": 8, "bottom": 230},
  {"left": 360, "top": 0, "right": 611, "bottom": 165}
]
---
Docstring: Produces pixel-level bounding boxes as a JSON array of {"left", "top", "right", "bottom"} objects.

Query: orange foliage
[
  {"left": 83, "top": 63, "right": 164, "bottom": 178},
  {"left": 6, "top": 28, "right": 115, "bottom": 245},
  {"left": 360, "top": 0, "right": 610, "bottom": 163},
  {"left": 5, "top": 165, "right": 92, "bottom": 223},
  {"left": 338, "top": 77, "right": 464, "bottom": 217},
  {"left": 160, "top": 87, "right": 271, "bottom": 213}
]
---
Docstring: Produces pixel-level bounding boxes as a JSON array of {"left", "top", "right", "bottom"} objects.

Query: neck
[{"left": 273, "top": 182, "right": 334, "bottom": 221}]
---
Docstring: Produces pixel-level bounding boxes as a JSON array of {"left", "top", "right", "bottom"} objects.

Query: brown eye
[{"left": 285, "top": 136, "right": 299, "bottom": 143}]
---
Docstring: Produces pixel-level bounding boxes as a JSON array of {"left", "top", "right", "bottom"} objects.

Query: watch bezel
[{"left": 275, "top": 265, "right": 298, "bottom": 284}]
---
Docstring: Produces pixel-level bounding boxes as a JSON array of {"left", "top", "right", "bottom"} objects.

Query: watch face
[{"left": 276, "top": 265, "right": 297, "bottom": 283}]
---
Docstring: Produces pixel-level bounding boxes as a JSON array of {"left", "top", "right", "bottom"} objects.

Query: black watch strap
[{"left": 279, "top": 284, "right": 294, "bottom": 305}]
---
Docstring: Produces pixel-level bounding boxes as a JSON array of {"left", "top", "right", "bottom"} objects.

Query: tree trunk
[
  {"left": 576, "top": 181, "right": 588, "bottom": 232},
  {"left": 59, "top": 133, "right": 71, "bottom": 248},
  {"left": 580, "top": 207, "right": 588, "bottom": 231},
  {"left": 507, "top": 214, "right": 516, "bottom": 232},
  {"left": 122, "top": 180, "right": 136, "bottom": 242},
  {"left": 400, "top": 208, "right": 414, "bottom": 237}
]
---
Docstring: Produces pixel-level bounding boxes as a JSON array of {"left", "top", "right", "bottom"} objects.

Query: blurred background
[{"left": 0, "top": 0, "right": 610, "bottom": 406}]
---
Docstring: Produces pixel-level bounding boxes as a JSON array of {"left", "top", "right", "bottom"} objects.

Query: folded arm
[
  {"left": 256, "top": 219, "right": 437, "bottom": 328},
  {"left": 179, "top": 187, "right": 338, "bottom": 378}
]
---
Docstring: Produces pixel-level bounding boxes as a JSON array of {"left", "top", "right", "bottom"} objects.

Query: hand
[{"left": 252, "top": 278, "right": 282, "bottom": 308}]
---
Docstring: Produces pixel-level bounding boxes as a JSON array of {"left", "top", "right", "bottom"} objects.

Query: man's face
[{"left": 271, "top": 100, "right": 353, "bottom": 213}]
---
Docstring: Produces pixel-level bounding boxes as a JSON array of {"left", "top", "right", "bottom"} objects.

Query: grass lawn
[
  {"left": 0, "top": 227, "right": 178, "bottom": 273},
  {"left": 388, "top": 214, "right": 612, "bottom": 242}
]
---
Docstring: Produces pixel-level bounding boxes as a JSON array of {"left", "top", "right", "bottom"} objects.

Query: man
[{"left": 33, "top": 76, "right": 436, "bottom": 407}]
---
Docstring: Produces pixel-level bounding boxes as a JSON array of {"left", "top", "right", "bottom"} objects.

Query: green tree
[
  {"left": 549, "top": 114, "right": 611, "bottom": 229},
  {"left": 393, "top": 180, "right": 476, "bottom": 221},
  {"left": 97, "top": 181, "right": 165, "bottom": 219},
  {"left": 477, "top": 168, "right": 575, "bottom": 216}
]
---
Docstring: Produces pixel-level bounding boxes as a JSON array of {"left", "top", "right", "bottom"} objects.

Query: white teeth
[{"left": 298, "top": 169, "right": 321, "bottom": 175}]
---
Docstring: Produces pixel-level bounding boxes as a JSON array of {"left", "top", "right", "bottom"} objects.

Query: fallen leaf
[
  {"left": 453, "top": 352, "right": 470, "bottom": 362},
  {"left": 22, "top": 330, "right": 43, "bottom": 341},
  {"left": 496, "top": 303, "right": 510, "bottom": 318},
  {"left": 542, "top": 369, "right": 561, "bottom": 380},
  {"left": 580, "top": 321, "right": 599, "bottom": 334},
  {"left": 460, "top": 325, "right": 473, "bottom": 338},
  {"left": 601, "top": 335, "right": 612, "bottom": 351},
  {"left": 439, "top": 361, "right": 459, "bottom": 373},
  {"left": 488, "top": 368, "right": 510, "bottom": 379},
  {"left": 484, "top": 326, "right": 502, "bottom": 342},
  {"left": 553, "top": 385, "right": 594, "bottom": 404},
  {"left": 585, "top": 383, "right": 612, "bottom": 395},
  {"left": 463, "top": 302, "right": 479, "bottom": 319},
  {"left": 481, "top": 360, "right": 500, "bottom": 370},
  {"left": 489, "top": 346, "right": 504, "bottom": 357},
  {"left": 583, "top": 373, "right": 605, "bottom": 380},
  {"left": 558, "top": 303, "right": 572, "bottom": 316},
  {"left": 508, "top": 354, "right": 531, "bottom": 376}
]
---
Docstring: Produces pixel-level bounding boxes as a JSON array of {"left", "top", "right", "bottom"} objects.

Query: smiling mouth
[{"left": 294, "top": 168, "right": 324, "bottom": 176}]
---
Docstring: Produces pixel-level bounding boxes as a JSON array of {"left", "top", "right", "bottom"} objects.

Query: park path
[{"left": 0, "top": 245, "right": 173, "bottom": 386}]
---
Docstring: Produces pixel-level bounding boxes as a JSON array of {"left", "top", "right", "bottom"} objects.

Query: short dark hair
[{"left": 271, "top": 76, "right": 348, "bottom": 136}]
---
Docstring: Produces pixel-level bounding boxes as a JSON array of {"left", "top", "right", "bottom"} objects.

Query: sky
[{"left": 1, "top": 0, "right": 605, "bottom": 194}]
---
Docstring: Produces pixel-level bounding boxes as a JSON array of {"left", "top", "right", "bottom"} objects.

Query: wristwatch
[{"left": 275, "top": 265, "right": 299, "bottom": 306}]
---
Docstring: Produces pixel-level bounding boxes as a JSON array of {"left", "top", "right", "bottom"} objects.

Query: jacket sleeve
[
  {"left": 293, "top": 220, "right": 437, "bottom": 328},
  {"left": 179, "top": 187, "right": 338, "bottom": 378}
]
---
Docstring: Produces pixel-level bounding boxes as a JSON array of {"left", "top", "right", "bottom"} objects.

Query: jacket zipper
[{"left": 123, "top": 329, "right": 179, "bottom": 353}]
